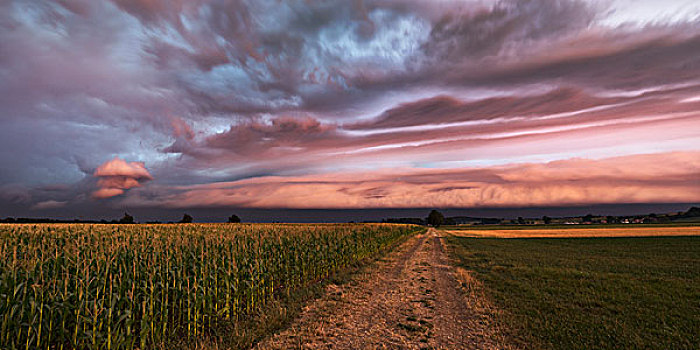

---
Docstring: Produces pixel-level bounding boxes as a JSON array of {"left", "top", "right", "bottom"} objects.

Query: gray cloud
[
  {"left": 423, "top": 0, "right": 600, "bottom": 62},
  {"left": 32, "top": 200, "right": 68, "bottom": 210}
]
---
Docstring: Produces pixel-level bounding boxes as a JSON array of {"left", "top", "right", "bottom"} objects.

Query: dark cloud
[
  {"left": 347, "top": 87, "right": 621, "bottom": 129},
  {"left": 456, "top": 28, "right": 700, "bottom": 90},
  {"left": 0, "top": 184, "right": 32, "bottom": 205},
  {"left": 423, "top": 0, "right": 599, "bottom": 62},
  {"left": 206, "top": 117, "right": 336, "bottom": 152}
]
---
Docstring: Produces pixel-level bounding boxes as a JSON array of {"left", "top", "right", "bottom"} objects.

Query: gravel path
[{"left": 256, "top": 229, "right": 506, "bottom": 349}]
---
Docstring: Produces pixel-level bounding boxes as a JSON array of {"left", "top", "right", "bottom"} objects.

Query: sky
[{"left": 0, "top": 0, "right": 699, "bottom": 222}]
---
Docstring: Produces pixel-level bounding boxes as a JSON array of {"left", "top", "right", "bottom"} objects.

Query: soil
[{"left": 256, "top": 229, "right": 507, "bottom": 350}]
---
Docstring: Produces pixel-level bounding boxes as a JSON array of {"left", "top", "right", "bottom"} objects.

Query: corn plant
[{"left": 0, "top": 223, "right": 421, "bottom": 349}]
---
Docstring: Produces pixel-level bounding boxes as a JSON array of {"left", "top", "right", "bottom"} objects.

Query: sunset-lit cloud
[
  {"left": 92, "top": 158, "right": 153, "bottom": 199},
  {"left": 117, "top": 152, "right": 700, "bottom": 209},
  {"left": 0, "top": 0, "right": 698, "bottom": 216}
]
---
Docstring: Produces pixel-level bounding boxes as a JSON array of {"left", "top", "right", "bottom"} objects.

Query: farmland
[
  {"left": 3, "top": 222, "right": 698, "bottom": 350},
  {"left": 0, "top": 223, "right": 422, "bottom": 349},
  {"left": 445, "top": 225, "right": 700, "bottom": 238},
  {"left": 446, "top": 230, "right": 700, "bottom": 349}
]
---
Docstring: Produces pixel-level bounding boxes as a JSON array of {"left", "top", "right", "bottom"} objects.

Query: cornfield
[{"left": 0, "top": 223, "right": 421, "bottom": 349}]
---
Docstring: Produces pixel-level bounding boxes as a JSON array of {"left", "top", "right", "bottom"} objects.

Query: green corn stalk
[{"left": 0, "top": 223, "right": 419, "bottom": 348}]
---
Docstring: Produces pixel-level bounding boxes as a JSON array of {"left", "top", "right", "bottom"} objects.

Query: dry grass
[
  {"left": 446, "top": 226, "right": 700, "bottom": 238},
  {"left": 452, "top": 267, "right": 519, "bottom": 350}
]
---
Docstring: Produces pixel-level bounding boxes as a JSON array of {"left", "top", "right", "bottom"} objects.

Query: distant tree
[
  {"left": 228, "top": 214, "right": 241, "bottom": 223},
  {"left": 542, "top": 216, "right": 552, "bottom": 224},
  {"left": 657, "top": 216, "right": 671, "bottom": 223},
  {"left": 481, "top": 218, "right": 503, "bottom": 225},
  {"left": 684, "top": 207, "right": 700, "bottom": 217},
  {"left": 118, "top": 212, "right": 134, "bottom": 224},
  {"left": 444, "top": 217, "right": 457, "bottom": 226},
  {"left": 583, "top": 214, "right": 594, "bottom": 223},
  {"left": 606, "top": 216, "right": 617, "bottom": 224},
  {"left": 517, "top": 216, "right": 525, "bottom": 225},
  {"left": 426, "top": 210, "right": 445, "bottom": 228},
  {"left": 386, "top": 217, "right": 426, "bottom": 225},
  {"left": 179, "top": 214, "right": 193, "bottom": 223}
]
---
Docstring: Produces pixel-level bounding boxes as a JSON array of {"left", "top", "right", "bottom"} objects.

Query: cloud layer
[
  {"left": 0, "top": 0, "right": 698, "bottom": 214},
  {"left": 118, "top": 152, "right": 700, "bottom": 209}
]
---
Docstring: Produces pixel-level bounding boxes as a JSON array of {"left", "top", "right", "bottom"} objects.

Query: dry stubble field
[{"left": 446, "top": 225, "right": 700, "bottom": 238}]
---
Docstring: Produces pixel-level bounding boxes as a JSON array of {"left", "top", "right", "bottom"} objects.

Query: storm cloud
[{"left": 0, "top": 0, "right": 698, "bottom": 216}]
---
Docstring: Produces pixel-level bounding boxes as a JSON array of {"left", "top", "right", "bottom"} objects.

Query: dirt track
[{"left": 257, "top": 229, "right": 504, "bottom": 349}]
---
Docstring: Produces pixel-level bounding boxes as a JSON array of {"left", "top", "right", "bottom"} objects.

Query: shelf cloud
[{"left": 117, "top": 152, "right": 700, "bottom": 209}]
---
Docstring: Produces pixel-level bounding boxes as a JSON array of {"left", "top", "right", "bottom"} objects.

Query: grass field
[
  {"left": 0, "top": 223, "right": 422, "bottom": 349},
  {"left": 447, "top": 233, "right": 700, "bottom": 349}
]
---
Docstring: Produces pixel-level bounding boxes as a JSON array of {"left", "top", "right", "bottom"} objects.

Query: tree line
[{"left": 0, "top": 213, "right": 242, "bottom": 224}]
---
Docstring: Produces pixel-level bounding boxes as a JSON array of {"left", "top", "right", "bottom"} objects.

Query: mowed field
[
  {"left": 446, "top": 225, "right": 700, "bottom": 238},
  {"left": 0, "top": 223, "right": 422, "bottom": 350},
  {"left": 445, "top": 226, "right": 700, "bottom": 349}
]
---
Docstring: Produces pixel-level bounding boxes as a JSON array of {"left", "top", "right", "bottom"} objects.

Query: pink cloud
[
  {"left": 94, "top": 157, "right": 153, "bottom": 178},
  {"left": 121, "top": 151, "right": 700, "bottom": 209},
  {"left": 163, "top": 84, "right": 700, "bottom": 180},
  {"left": 93, "top": 157, "right": 153, "bottom": 199}
]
